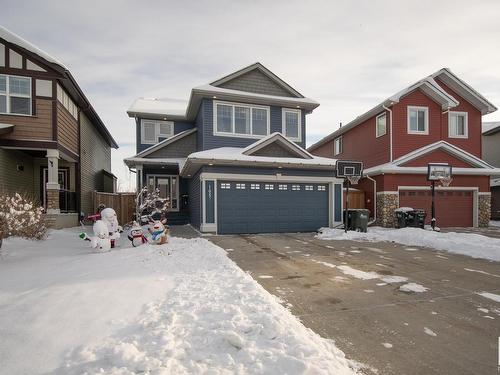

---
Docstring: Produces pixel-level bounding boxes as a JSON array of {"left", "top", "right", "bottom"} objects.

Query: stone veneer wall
[
  {"left": 478, "top": 193, "right": 491, "bottom": 227},
  {"left": 376, "top": 192, "right": 399, "bottom": 228}
]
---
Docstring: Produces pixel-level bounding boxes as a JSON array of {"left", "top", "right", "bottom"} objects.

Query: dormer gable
[
  {"left": 242, "top": 132, "right": 313, "bottom": 159},
  {"left": 211, "top": 63, "right": 304, "bottom": 98}
]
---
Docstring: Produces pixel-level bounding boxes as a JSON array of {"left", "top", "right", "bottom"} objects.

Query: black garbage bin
[
  {"left": 344, "top": 209, "right": 369, "bottom": 232},
  {"left": 408, "top": 209, "right": 426, "bottom": 229}
]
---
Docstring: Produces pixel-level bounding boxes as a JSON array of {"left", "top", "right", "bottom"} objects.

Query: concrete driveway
[{"left": 209, "top": 232, "right": 500, "bottom": 375}]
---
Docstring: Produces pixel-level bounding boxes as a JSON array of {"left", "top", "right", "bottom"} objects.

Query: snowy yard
[
  {"left": 0, "top": 228, "right": 358, "bottom": 374},
  {"left": 317, "top": 227, "right": 500, "bottom": 262}
]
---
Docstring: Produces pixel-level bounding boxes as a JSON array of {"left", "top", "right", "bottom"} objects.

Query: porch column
[
  {"left": 136, "top": 164, "right": 143, "bottom": 192},
  {"left": 46, "top": 149, "right": 60, "bottom": 214}
]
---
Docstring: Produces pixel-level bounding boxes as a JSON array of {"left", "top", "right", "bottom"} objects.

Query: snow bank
[
  {"left": 317, "top": 227, "right": 500, "bottom": 262},
  {"left": 0, "top": 228, "right": 359, "bottom": 374}
]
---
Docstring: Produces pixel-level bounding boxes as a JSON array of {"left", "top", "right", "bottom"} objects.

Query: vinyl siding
[
  {"left": 0, "top": 148, "right": 35, "bottom": 197},
  {"left": 147, "top": 132, "right": 197, "bottom": 158},
  {"left": 217, "top": 69, "right": 295, "bottom": 97},
  {"left": 0, "top": 98, "right": 53, "bottom": 140},
  {"left": 188, "top": 170, "right": 201, "bottom": 229},
  {"left": 56, "top": 102, "right": 79, "bottom": 154},
  {"left": 80, "top": 112, "right": 111, "bottom": 215},
  {"left": 136, "top": 119, "right": 195, "bottom": 153},
  {"left": 200, "top": 99, "right": 306, "bottom": 150},
  {"left": 482, "top": 132, "right": 500, "bottom": 168}
]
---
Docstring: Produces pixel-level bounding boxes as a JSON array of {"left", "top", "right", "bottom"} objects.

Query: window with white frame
[
  {"left": 264, "top": 184, "right": 274, "bottom": 190},
  {"left": 214, "top": 101, "right": 269, "bottom": 137},
  {"left": 282, "top": 108, "right": 301, "bottom": 141},
  {"left": 278, "top": 184, "right": 288, "bottom": 190},
  {"left": 250, "top": 183, "right": 260, "bottom": 190},
  {"left": 291, "top": 184, "right": 300, "bottom": 191},
  {"left": 0, "top": 74, "right": 32, "bottom": 115},
  {"left": 408, "top": 106, "right": 428, "bottom": 134},
  {"left": 56, "top": 84, "right": 78, "bottom": 119},
  {"left": 141, "top": 119, "right": 174, "bottom": 144},
  {"left": 236, "top": 183, "right": 246, "bottom": 190},
  {"left": 376, "top": 113, "right": 386, "bottom": 137},
  {"left": 317, "top": 185, "right": 326, "bottom": 191},
  {"left": 305, "top": 185, "right": 313, "bottom": 191},
  {"left": 221, "top": 183, "right": 231, "bottom": 189},
  {"left": 334, "top": 136, "right": 342, "bottom": 155},
  {"left": 448, "top": 112, "right": 468, "bottom": 138}
]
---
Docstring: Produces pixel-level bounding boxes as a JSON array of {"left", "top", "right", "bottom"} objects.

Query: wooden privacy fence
[
  {"left": 92, "top": 191, "right": 136, "bottom": 225},
  {"left": 343, "top": 189, "right": 366, "bottom": 209}
]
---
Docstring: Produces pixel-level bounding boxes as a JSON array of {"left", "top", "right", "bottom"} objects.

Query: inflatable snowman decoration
[
  {"left": 100, "top": 207, "right": 123, "bottom": 248},
  {"left": 79, "top": 220, "right": 111, "bottom": 252},
  {"left": 127, "top": 221, "right": 147, "bottom": 247}
]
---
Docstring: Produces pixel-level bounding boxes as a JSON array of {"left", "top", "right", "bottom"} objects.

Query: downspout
[
  {"left": 366, "top": 174, "right": 377, "bottom": 225},
  {"left": 383, "top": 105, "right": 393, "bottom": 162}
]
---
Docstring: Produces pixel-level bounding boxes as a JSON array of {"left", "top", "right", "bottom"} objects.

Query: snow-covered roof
[
  {"left": 0, "top": 25, "right": 66, "bottom": 68},
  {"left": 309, "top": 68, "right": 498, "bottom": 152},
  {"left": 134, "top": 128, "right": 197, "bottom": 158},
  {"left": 123, "top": 157, "right": 186, "bottom": 170},
  {"left": 127, "top": 97, "right": 187, "bottom": 118},
  {"left": 128, "top": 63, "right": 319, "bottom": 121},
  {"left": 482, "top": 121, "right": 500, "bottom": 135}
]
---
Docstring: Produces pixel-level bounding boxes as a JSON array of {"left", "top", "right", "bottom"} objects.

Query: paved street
[{"left": 210, "top": 232, "right": 500, "bottom": 375}]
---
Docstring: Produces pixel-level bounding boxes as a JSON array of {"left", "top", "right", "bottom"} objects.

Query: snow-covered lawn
[
  {"left": 0, "top": 228, "right": 359, "bottom": 375},
  {"left": 317, "top": 227, "right": 500, "bottom": 262}
]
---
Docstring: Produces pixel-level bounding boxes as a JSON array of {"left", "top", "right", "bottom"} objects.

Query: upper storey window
[
  {"left": 0, "top": 74, "right": 32, "bottom": 115},
  {"left": 376, "top": 113, "right": 386, "bottom": 137},
  {"left": 334, "top": 136, "right": 342, "bottom": 155},
  {"left": 141, "top": 119, "right": 174, "bottom": 144},
  {"left": 282, "top": 108, "right": 301, "bottom": 141},
  {"left": 214, "top": 101, "right": 269, "bottom": 138},
  {"left": 407, "top": 106, "right": 428, "bottom": 135},
  {"left": 448, "top": 111, "right": 468, "bottom": 138}
]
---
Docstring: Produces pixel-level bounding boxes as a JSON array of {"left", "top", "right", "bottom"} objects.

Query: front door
[{"left": 147, "top": 175, "right": 179, "bottom": 211}]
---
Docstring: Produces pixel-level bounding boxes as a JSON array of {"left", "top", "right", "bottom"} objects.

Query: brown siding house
[{"left": 0, "top": 25, "right": 118, "bottom": 228}]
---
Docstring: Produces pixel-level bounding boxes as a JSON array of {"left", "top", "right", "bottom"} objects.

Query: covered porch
[
  {"left": 0, "top": 146, "right": 79, "bottom": 227},
  {"left": 124, "top": 157, "right": 190, "bottom": 225}
]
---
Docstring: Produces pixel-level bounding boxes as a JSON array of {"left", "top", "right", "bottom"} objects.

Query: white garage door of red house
[{"left": 399, "top": 190, "right": 474, "bottom": 227}]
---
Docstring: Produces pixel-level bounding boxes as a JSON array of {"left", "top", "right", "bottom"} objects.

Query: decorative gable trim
[
  {"left": 242, "top": 132, "right": 313, "bottom": 159},
  {"left": 135, "top": 128, "right": 197, "bottom": 158},
  {"left": 210, "top": 62, "right": 304, "bottom": 98},
  {"left": 392, "top": 141, "right": 493, "bottom": 169}
]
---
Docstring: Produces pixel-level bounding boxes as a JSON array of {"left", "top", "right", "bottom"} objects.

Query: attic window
[
  {"left": 141, "top": 119, "right": 174, "bottom": 144},
  {"left": 214, "top": 101, "right": 269, "bottom": 138}
]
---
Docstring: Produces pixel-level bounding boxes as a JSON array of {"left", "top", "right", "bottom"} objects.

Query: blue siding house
[{"left": 125, "top": 63, "right": 344, "bottom": 234}]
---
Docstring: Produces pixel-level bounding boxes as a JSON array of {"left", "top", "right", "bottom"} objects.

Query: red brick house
[{"left": 309, "top": 68, "right": 499, "bottom": 228}]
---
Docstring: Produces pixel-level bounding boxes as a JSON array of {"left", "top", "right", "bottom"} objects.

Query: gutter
[{"left": 382, "top": 105, "right": 393, "bottom": 162}]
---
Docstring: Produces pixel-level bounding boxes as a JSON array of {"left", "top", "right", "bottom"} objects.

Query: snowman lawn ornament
[
  {"left": 79, "top": 220, "right": 111, "bottom": 252},
  {"left": 100, "top": 207, "right": 123, "bottom": 248}
]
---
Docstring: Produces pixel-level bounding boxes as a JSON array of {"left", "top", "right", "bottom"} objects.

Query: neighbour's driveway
[{"left": 209, "top": 232, "right": 500, "bottom": 375}]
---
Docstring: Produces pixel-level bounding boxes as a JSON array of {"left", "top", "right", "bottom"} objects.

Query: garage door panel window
[
  {"left": 305, "top": 185, "right": 313, "bottom": 191},
  {"left": 291, "top": 184, "right": 300, "bottom": 191},
  {"left": 221, "top": 183, "right": 231, "bottom": 189},
  {"left": 278, "top": 184, "right": 288, "bottom": 190},
  {"left": 250, "top": 183, "right": 260, "bottom": 190},
  {"left": 236, "top": 183, "right": 246, "bottom": 190},
  {"left": 264, "top": 184, "right": 274, "bottom": 190},
  {"left": 317, "top": 185, "right": 326, "bottom": 191}
]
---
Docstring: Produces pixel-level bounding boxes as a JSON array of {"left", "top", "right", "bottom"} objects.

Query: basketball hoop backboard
[
  {"left": 336, "top": 160, "right": 363, "bottom": 179},
  {"left": 427, "top": 163, "right": 452, "bottom": 181}
]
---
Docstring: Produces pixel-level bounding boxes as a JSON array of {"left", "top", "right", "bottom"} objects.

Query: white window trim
[
  {"left": 141, "top": 119, "right": 174, "bottom": 144},
  {"left": 376, "top": 113, "right": 387, "bottom": 138},
  {"left": 407, "top": 106, "right": 429, "bottom": 135},
  {"left": 448, "top": 111, "right": 468, "bottom": 139},
  {"left": 282, "top": 108, "right": 302, "bottom": 142},
  {"left": 334, "top": 136, "right": 342, "bottom": 155},
  {"left": 146, "top": 174, "right": 180, "bottom": 212},
  {"left": 213, "top": 100, "right": 270, "bottom": 139},
  {"left": 0, "top": 74, "right": 32, "bottom": 116}
]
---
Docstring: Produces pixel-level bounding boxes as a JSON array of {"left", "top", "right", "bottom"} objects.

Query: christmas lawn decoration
[
  {"left": 147, "top": 219, "right": 169, "bottom": 245},
  {"left": 100, "top": 207, "right": 123, "bottom": 248},
  {"left": 127, "top": 221, "right": 148, "bottom": 247},
  {"left": 134, "top": 187, "right": 170, "bottom": 245},
  {"left": 79, "top": 220, "right": 111, "bottom": 252}
]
